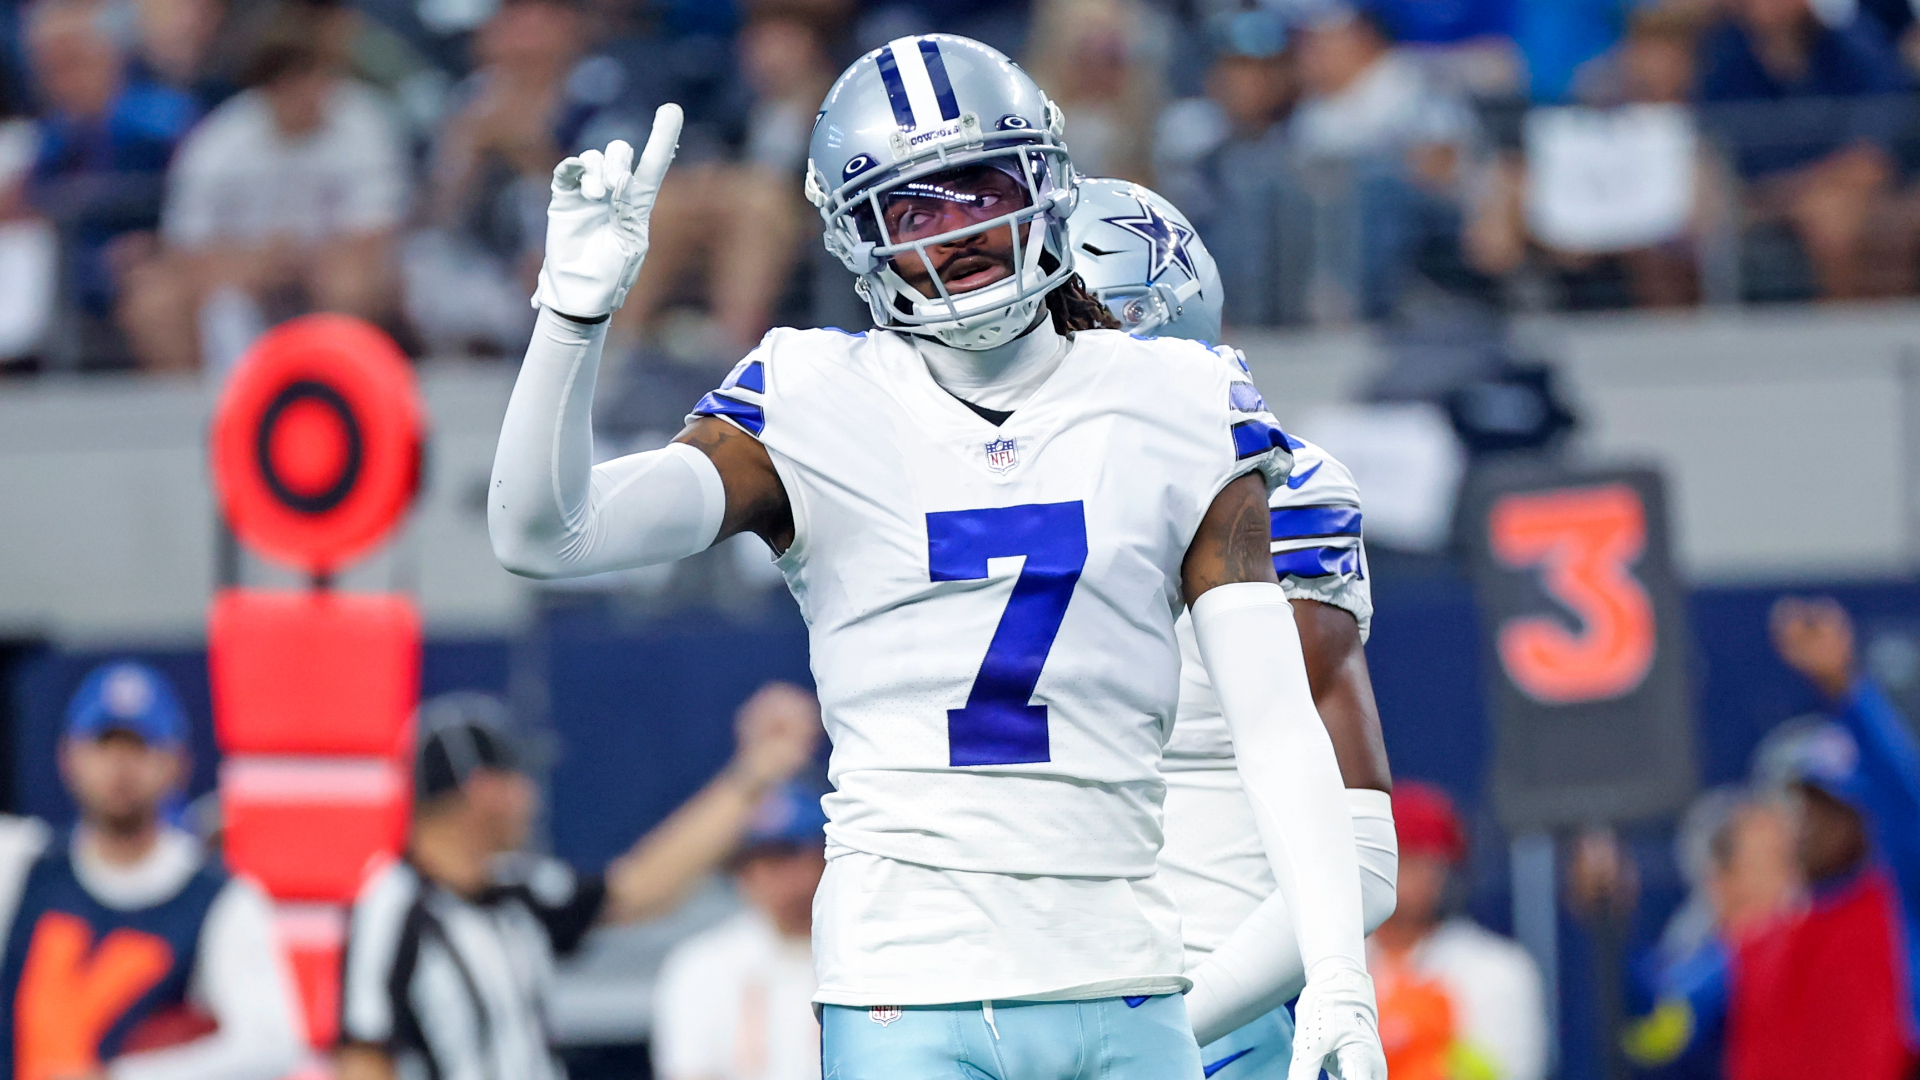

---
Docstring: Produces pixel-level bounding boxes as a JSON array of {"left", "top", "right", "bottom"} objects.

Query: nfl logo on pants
[
  {"left": 869, "top": 1006, "right": 902, "bottom": 1026},
  {"left": 985, "top": 437, "right": 1018, "bottom": 474}
]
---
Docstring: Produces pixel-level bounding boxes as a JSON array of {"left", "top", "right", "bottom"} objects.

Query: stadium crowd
[{"left": 2, "top": 0, "right": 1920, "bottom": 373}]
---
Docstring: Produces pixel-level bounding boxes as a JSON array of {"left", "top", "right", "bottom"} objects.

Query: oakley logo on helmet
[
  {"left": 996, "top": 114, "right": 1031, "bottom": 130},
  {"left": 843, "top": 154, "right": 877, "bottom": 181}
]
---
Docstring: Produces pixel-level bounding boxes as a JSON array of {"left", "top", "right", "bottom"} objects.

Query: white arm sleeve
[
  {"left": 1189, "top": 584, "right": 1369, "bottom": 1008},
  {"left": 489, "top": 307, "right": 727, "bottom": 578},
  {"left": 109, "top": 879, "right": 305, "bottom": 1080},
  {"left": 1186, "top": 789, "right": 1399, "bottom": 1045}
]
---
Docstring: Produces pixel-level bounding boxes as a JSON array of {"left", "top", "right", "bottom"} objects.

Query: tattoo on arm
[
  {"left": 1182, "top": 472, "right": 1281, "bottom": 604},
  {"left": 674, "top": 418, "right": 795, "bottom": 553}
]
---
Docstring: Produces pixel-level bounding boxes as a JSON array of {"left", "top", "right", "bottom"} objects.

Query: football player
[
  {"left": 488, "top": 36, "right": 1384, "bottom": 1080},
  {"left": 1071, "top": 178, "right": 1400, "bottom": 1078}
]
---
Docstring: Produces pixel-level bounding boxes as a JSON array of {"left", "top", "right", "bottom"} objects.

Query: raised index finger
[{"left": 633, "top": 103, "right": 684, "bottom": 191}]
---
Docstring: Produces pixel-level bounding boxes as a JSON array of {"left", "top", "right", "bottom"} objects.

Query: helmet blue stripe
[
  {"left": 874, "top": 47, "right": 917, "bottom": 130},
  {"left": 918, "top": 40, "right": 961, "bottom": 122}
]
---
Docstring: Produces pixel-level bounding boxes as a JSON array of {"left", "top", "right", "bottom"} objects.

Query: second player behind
[{"left": 1071, "top": 177, "right": 1400, "bottom": 1078}]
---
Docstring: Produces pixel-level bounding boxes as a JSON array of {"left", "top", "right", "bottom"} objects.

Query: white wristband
[{"left": 1186, "top": 788, "right": 1398, "bottom": 1045}]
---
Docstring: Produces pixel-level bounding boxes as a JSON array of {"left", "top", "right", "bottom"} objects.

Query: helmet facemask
[{"left": 820, "top": 142, "right": 1078, "bottom": 350}]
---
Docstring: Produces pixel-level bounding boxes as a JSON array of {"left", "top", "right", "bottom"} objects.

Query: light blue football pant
[
  {"left": 821, "top": 995, "right": 1204, "bottom": 1079},
  {"left": 1196, "top": 1007, "right": 1295, "bottom": 1079}
]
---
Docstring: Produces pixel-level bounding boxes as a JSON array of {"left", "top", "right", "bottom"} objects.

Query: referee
[{"left": 335, "top": 683, "right": 821, "bottom": 1080}]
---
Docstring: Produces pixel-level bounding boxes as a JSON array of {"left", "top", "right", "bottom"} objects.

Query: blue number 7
[{"left": 926, "top": 501, "right": 1088, "bottom": 766}]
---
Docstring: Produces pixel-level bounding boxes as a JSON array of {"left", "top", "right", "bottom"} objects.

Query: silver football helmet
[
  {"left": 1067, "top": 177, "right": 1222, "bottom": 342},
  {"left": 805, "top": 35, "right": 1078, "bottom": 350}
]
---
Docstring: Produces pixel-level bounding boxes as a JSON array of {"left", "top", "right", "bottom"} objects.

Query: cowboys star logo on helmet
[
  {"left": 1104, "top": 196, "right": 1197, "bottom": 285},
  {"left": 1068, "top": 178, "right": 1221, "bottom": 340}
]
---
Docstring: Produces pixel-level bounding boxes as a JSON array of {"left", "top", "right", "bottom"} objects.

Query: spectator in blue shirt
[
  {"left": 25, "top": 0, "right": 195, "bottom": 367},
  {"left": 1697, "top": 0, "right": 1914, "bottom": 299}
]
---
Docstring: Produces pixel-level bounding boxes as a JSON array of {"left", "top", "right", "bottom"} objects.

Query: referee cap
[{"left": 415, "top": 692, "right": 523, "bottom": 802}]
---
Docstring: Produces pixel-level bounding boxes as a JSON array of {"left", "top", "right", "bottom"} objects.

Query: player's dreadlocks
[{"left": 1046, "top": 274, "right": 1121, "bottom": 335}]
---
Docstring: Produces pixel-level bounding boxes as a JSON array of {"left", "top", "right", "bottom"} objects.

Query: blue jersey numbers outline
[{"left": 926, "top": 501, "right": 1088, "bottom": 766}]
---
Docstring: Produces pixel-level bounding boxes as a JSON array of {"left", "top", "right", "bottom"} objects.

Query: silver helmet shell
[
  {"left": 805, "top": 35, "right": 1078, "bottom": 350},
  {"left": 1067, "top": 177, "right": 1222, "bottom": 342}
]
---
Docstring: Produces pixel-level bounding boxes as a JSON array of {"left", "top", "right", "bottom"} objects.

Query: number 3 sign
[
  {"left": 1490, "top": 483, "right": 1656, "bottom": 705},
  {"left": 1465, "top": 465, "right": 1695, "bottom": 831}
]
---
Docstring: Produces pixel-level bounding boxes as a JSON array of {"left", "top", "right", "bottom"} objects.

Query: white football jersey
[
  {"left": 689, "top": 325, "right": 1291, "bottom": 1002},
  {"left": 1159, "top": 438, "right": 1372, "bottom": 965}
]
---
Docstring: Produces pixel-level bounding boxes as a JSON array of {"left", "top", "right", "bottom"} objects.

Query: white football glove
[
  {"left": 532, "top": 103, "right": 683, "bottom": 320},
  {"left": 1289, "top": 961, "right": 1387, "bottom": 1080}
]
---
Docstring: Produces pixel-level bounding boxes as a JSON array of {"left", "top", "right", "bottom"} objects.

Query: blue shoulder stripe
[
  {"left": 725, "top": 359, "right": 766, "bottom": 394},
  {"left": 1231, "top": 418, "right": 1291, "bottom": 460},
  {"left": 691, "top": 392, "right": 765, "bottom": 436},
  {"left": 1228, "top": 381, "right": 1268, "bottom": 414},
  {"left": 1273, "top": 545, "right": 1361, "bottom": 579},
  {"left": 1270, "top": 505, "right": 1362, "bottom": 540}
]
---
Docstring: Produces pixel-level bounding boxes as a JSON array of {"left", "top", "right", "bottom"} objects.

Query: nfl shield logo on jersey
[
  {"left": 984, "top": 437, "right": 1019, "bottom": 474},
  {"left": 869, "top": 1006, "right": 902, "bottom": 1026}
]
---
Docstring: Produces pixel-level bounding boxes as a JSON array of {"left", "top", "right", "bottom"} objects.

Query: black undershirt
[{"left": 955, "top": 397, "right": 1014, "bottom": 426}]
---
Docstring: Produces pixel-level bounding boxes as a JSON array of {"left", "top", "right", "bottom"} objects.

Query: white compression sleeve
[
  {"left": 1186, "top": 789, "right": 1399, "bottom": 1045},
  {"left": 1189, "top": 584, "right": 1369, "bottom": 1018},
  {"left": 489, "top": 307, "right": 727, "bottom": 578}
]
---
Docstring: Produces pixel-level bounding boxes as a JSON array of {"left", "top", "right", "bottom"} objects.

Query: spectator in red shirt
[{"left": 1718, "top": 597, "right": 1920, "bottom": 1080}]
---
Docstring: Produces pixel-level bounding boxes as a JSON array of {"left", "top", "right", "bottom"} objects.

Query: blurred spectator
[
  {"left": 1573, "top": 597, "right": 1920, "bottom": 1080},
  {"left": 855, "top": 0, "right": 1030, "bottom": 59},
  {"left": 740, "top": 16, "right": 833, "bottom": 176},
  {"left": 1697, "top": 0, "right": 1916, "bottom": 299},
  {"left": 1512, "top": 0, "right": 1634, "bottom": 102},
  {"left": 404, "top": 0, "right": 587, "bottom": 356},
  {"left": 149, "top": 2, "right": 407, "bottom": 371},
  {"left": 1367, "top": 0, "right": 1525, "bottom": 98},
  {"left": 613, "top": 17, "right": 823, "bottom": 357},
  {"left": 1572, "top": 789, "right": 1803, "bottom": 1078},
  {"left": 1858, "top": 0, "right": 1920, "bottom": 76},
  {"left": 1156, "top": 8, "right": 1312, "bottom": 326},
  {"left": 1719, "top": 597, "right": 1920, "bottom": 1080},
  {"left": 1288, "top": 5, "right": 1483, "bottom": 320},
  {"left": 0, "top": 62, "right": 56, "bottom": 365},
  {"left": 1368, "top": 782, "right": 1548, "bottom": 1080},
  {"left": 652, "top": 781, "right": 826, "bottom": 1080},
  {"left": 25, "top": 0, "right": 197, "bottom": 369},
  {"left": 337, "top": 684, "right": 822, "bottom": 1080},
  {"left": 1026, "top": 0, "right": 1166, "bottom": 183},
  {"left": 1466, "top": 9, "right": 1715, "bottom": 309},
  {"left": 128, "top": 0, "right": 234, "bottom": 110},
  {"left": 0, "top": 661, "right": 305, "bottom": 1080}
]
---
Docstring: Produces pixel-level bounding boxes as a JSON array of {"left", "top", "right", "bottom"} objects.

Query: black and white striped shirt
[{"left": 339, "top": 855, "right": 606, "bottom": 1080}]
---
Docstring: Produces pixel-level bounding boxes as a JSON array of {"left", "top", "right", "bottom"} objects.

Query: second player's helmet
[
  {"left": 1068, "top": 177, "right": 1222, "bottom": 342},
  {"left": 805, "top": 35, "right": 1078, "bottom": 350}
]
